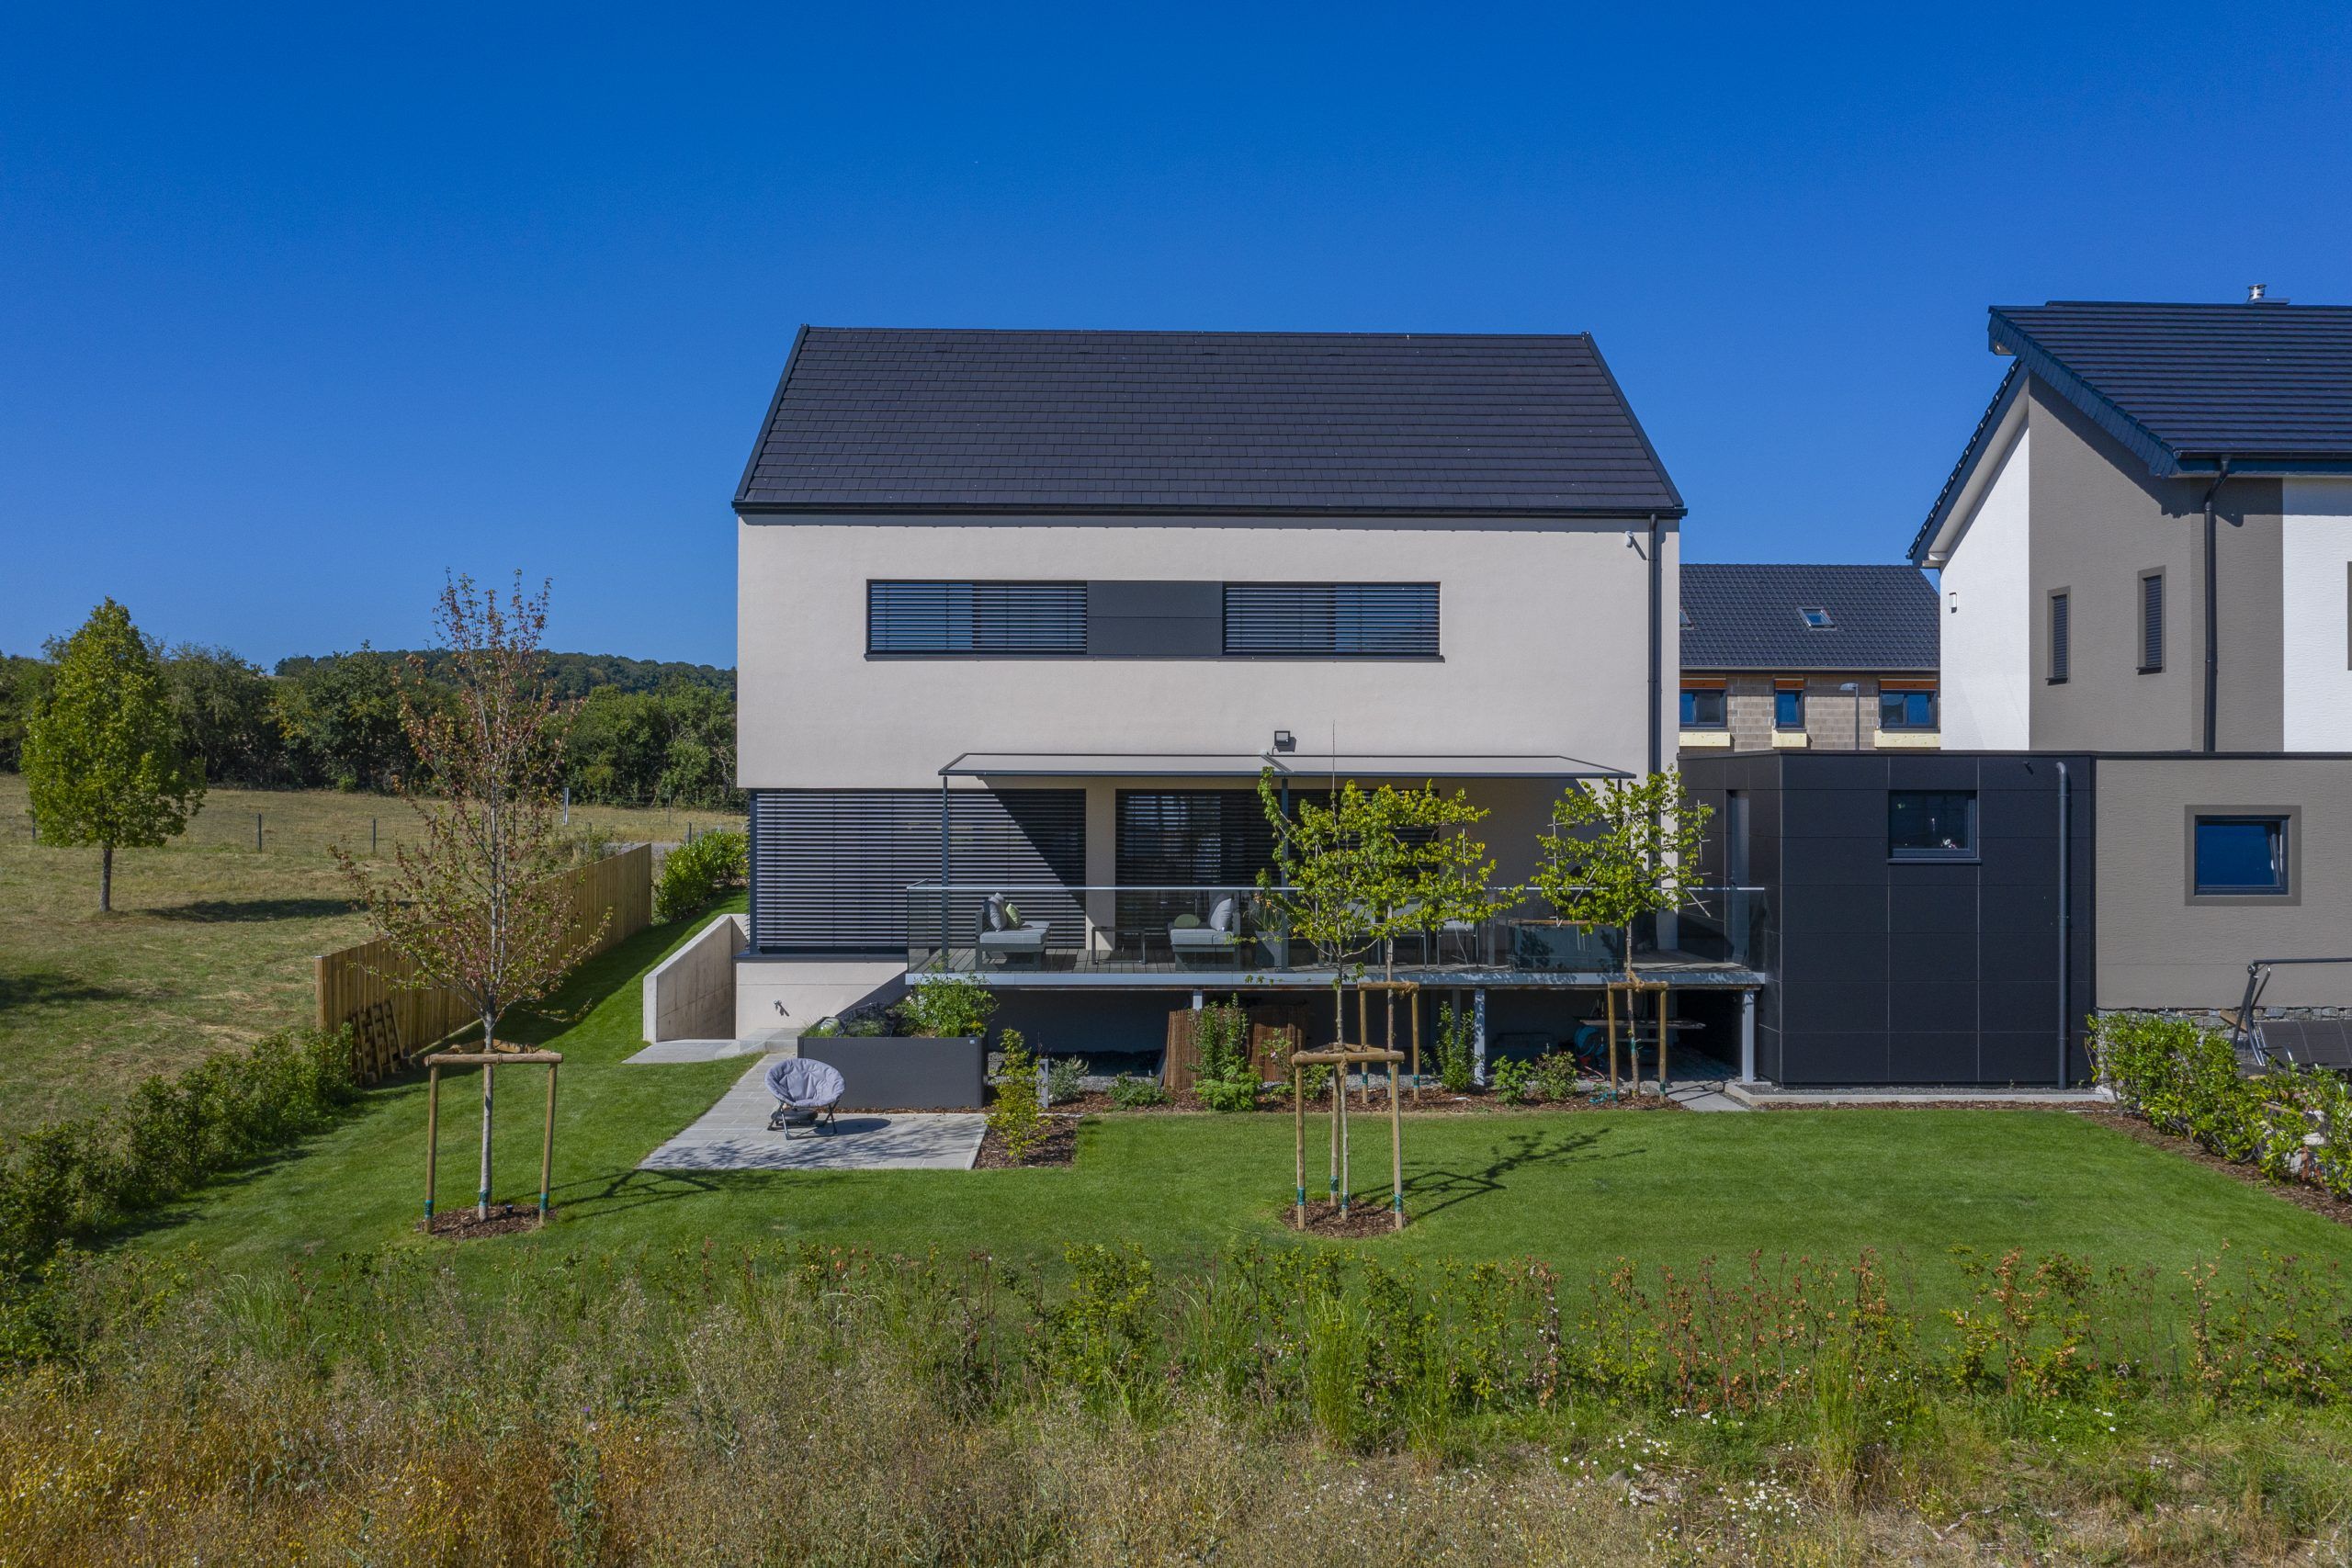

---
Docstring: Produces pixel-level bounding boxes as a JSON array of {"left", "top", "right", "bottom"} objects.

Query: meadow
[{"left": 0, "top": 773, "right": 739, "bottom": 1135}]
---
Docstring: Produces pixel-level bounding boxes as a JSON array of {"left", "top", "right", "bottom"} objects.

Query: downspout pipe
[
  {"left": 1646, "top": 514, "right": 1665, "bottom": 780},
  {"left": 2201, "top": 458, "right": 2234, "bottom": 753},
  {"left": 2054, "top": 760, "right": 2071, "bottom": 1090}
]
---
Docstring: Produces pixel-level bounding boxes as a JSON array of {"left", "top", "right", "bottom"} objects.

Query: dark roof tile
[
  {"left": 736, "top": 328, "right": 1682, "bottom": 514},
  {"left": 1680, "top": 563, "right": 1939, "bottom": 672}
]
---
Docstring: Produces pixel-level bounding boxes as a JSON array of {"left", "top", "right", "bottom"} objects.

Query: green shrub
[
  {"left": 989, "top": 1029, "right": 1046, "bottom": 1161},
  {"left": 1108, "top": 1074, "right": 1168, "bottom": 1110},
  {"left": 1492, "top": 1057, "right": 1533, "bottom": 1106},
  {"left": 899, "top": 976, "right": 997, "bottom": 1039},
  {"left": 1531, "top": 1051, "right": 1580, "bottom": 1102},
  {"left": 1190, "top": 999, "right": 1259, "bottom": 1111},
  {"left": 2094, "top": 1011, "right": 2352, "bottom": 1201},
  {"left": 1434, "top": 1002, "right": 1475, "bottom": 1093},
  {"left": 1045, "top": 1055, "right": 1088, "bottom": 1104},
  {"left": 653, "top": 828, "right": 747, "bottom": 922},
  {"left": 0, "top": 1027, "right": 355, "bottom": 1276},
  {"left": 1195, "top": 1076, "right": 1261, "bottom": 1112}
]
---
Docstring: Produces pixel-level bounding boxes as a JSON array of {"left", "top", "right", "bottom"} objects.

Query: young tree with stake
[
  {"left": 1528, "top": 772, "right": 1713, "bottom": 1089},
  {"left": 338, "top": 574, "right": 605, "bottom": 1220},
  {"left": 24, "top": 599, "right": 205, "bottom": 912}
]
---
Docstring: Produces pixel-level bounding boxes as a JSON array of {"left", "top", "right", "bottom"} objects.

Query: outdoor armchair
[{"left": 766, "top": 1055, "right": 846, "bottom": 1137}]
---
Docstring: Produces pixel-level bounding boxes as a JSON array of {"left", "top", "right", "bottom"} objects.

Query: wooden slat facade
[{"left": 315, "top": 844, "right": 653, "bottom": 1084}]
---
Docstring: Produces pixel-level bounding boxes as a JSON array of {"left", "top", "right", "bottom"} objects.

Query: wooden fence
[
  {"left": 1163, "top": 1001, "right": 1311, "bottom": 1094},
  {"left": 315, "top": 844, "right": 653, "bottom": 1083}
]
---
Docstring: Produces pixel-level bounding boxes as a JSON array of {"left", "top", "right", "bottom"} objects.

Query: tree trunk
[
  {"left": 99, "top": 843, "right": 113, "bottom": 914},
  {"left": 479, "top": 1015, "right": 496, "bottom": 1220}
]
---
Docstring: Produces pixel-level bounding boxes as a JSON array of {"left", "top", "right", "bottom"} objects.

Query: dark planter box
[{"left": 800, "top": 1036, "right": 985, "bottom": 1111}]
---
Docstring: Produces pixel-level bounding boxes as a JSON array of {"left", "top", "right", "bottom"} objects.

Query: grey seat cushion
[{"left": 767, "top": 1055, "right": 847, "bottom": 1108}]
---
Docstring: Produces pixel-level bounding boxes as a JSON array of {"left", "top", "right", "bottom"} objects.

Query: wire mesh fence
[{"left": 0, "top": 776, "right": 742, "bottom": 859}]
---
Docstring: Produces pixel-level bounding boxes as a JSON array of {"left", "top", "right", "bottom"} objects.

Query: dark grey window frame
[
  {"left": 1220, "top": 582, "right": 1442, "bottom": 660},
  {"left": 1680, "top": 685, "right": 1728, "bottom": 729},
  {"left": 2047, "top": 587, "right": 2071, "bottom": 684},
  {"left": 866, "top": 581, "right": 1089, "bottom": 659},
  {"left": 1772, "top": 684, "right": 1804, "bottom": 729},
  {"left": 1888, "top": 788, "right": 1978, "bottom": 863},
  {"left": 1877, "top": 686, "right": 1939, "bottom": 732},
  {"left": 2137, "top": 568, "right": 2165, "bottom": 673},
  {"left": 2185, "top": 807, "right": 2301, "bottom": 907}
]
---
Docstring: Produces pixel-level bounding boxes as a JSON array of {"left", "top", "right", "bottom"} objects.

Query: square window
[
  {"left": 1680, "top": 687, "right": 1726, "bottom": 728},
  {"left": 1773, "top": 688, "right": 1804, "bottom": 728},
  {"left": 1879, "top": 688, "right": 1938, "bottom": 729},
  {"left": 1799, "top": 606, "right": 1833, "bottom": 628},
  {"left": 2194, "top": 816, "right": 2288, "bottom": 895},
  {"left": 1890, "top": 790, "right": 1976, "bottom": 861}
]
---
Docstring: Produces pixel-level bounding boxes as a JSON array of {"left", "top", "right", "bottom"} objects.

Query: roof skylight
[{"left": 1799, "top": 607, "right": 1834, "bottom": 628}]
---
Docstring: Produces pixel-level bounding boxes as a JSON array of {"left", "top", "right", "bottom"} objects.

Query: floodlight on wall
[{"left": 1272, "top": 730, "right": 1297, "bottom": 753}]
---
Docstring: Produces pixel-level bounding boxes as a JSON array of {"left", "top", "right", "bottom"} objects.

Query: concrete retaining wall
[{"left": 643, "top": 914, "right": 749, "bottom": 1043}]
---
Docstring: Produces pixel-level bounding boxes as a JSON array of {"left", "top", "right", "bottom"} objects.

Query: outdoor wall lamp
[{"left": 1272, "top": 730, "right": 1296, "bottom": 752}]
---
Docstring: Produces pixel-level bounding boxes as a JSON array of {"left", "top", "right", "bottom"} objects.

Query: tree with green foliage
[
  {"left": 1528, "top": 771, "right": 1713, "bottom": 979},
  {"left": 271, "top": 649, "right": 415, "bottom": 791},
  {"left": 336, "top": 574, "right": 605, "bottom": 1221},
  {"left": 0, "top": 652, "right": 53, "bottom": 772},
  {"left": 164, "top": 643, "right": 285, "bottom": 786},
  {"left": 23, "top": 600, "right": 206, "bottom": 912}
]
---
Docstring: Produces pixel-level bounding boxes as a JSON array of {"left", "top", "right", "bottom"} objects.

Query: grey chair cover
[{"left": 767, "top": 1055, "right": 847, "bottom": 1110}]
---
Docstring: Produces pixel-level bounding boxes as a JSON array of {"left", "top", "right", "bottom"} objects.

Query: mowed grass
[
  {"left": 0, "top": 773, "right": 741, "bottom": 1136},
  {"left": 141, "top": 894, "right": 2352, "bottom": 1311}
]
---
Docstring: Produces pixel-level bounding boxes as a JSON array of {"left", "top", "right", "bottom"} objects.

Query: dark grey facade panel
[
  {"left": 1086, "top": 580, "right": 1222, "bottom": 658},
  {"left": 1683, "top": 751, "right": 2094, "bottom": 1088}
]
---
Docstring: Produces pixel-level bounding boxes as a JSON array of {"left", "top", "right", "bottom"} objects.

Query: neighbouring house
[
  {"left": 1678, "top": 563, "right": 1939, "bottom": 755},
  {"left": 1676, "top": 298, "right": 2352, "bottom": 1089},
  {"left": 729, "top": 327, "right": 1762, "bottom": 1071},
  {"left": 1914, "top": 298, "right": 2352, "bottom": 753}
]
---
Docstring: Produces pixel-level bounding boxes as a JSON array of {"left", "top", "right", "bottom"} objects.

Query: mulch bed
[
  {"left": 1016, "top": 1089, "right": 1681, "bottom": 1116},
  {"left": 1283, "top": 1199, "right": 1407, "bottom": 1238},
  {"left": 973, "top": 1116, "right": 1080, "bottom": 1169},
  {"left": 418, "top": 1203, "right": 542, "bottom": 1240},
  {"left": 2076, "top": 1110, "right": 2352, "bottom": 1231}
]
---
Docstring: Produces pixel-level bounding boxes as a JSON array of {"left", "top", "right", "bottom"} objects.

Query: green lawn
[{"left": 135, "top": 894, "right": 2352, "bottom": 1306}]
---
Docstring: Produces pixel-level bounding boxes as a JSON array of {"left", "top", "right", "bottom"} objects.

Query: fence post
[{"left": 255, "top": 812, "right": 263, "bottom": 852}]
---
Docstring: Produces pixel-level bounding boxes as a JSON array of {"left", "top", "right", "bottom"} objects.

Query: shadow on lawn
[
  {"left": 0, "top": 968, "right": 130, "bottom": 1012},
  {"left": 1401, "top": 1125, "right": 1634, "bottom": 1219},
  {"left": 149, "top": 897, "right": 362, "bottom": 923}
]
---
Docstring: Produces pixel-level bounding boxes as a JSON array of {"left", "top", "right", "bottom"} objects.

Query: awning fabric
[{"left": 938, "top": 750, "right": 1626, "bottom": 780}]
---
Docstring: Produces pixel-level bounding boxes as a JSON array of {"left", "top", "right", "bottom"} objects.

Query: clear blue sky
[{"left": 7, "top": 3, "right": 2350, "bottom": 670}]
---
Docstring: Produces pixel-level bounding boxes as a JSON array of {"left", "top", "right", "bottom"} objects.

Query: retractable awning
[{"left": 938, "top": 750, "right": 1627, "bottom": 780}]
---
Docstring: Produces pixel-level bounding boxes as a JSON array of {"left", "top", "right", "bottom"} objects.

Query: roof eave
[
  {"left": 734, "top": 501, "right": 1690, "bottom": 520},
  {"left": 730, "top": 324, "right": 809, "bottom": 511},
  {"left": 1910, "top": 364, "right": 2025, "bottom": 567},
  {"left": 1985, "top": 309, "right": 2185, "bottom": 478}
]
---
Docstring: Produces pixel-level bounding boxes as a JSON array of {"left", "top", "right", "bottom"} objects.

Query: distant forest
[
  {"left": 1, "top": 646, "right": 741, "bottom": 810},
  {"left": 273, "top": 649, "right": 733, "bottom": 702}
]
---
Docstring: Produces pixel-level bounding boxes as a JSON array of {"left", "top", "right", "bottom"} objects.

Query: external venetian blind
[
  {"left": 2140, "top": 572, "right": 2165, "bottom": 671},
  {"left": 866, "top": 581, "right": 1088, "bottom": 655},
  {"left": 1222, "top": 583, "right": 1440, "bottom": 657},
  {"left": 749, "top": 788, "right": 1085, "bottom": 952},
  {"left": 2050, "top": 592, "right": 2071, "bottom": 682}
]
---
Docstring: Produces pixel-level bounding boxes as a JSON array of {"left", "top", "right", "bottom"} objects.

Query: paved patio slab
[
  {"left": 639, "top": 1057, "right": 986, "bottom": 1171},
  {"left": 625, "top": 1037, "right": 769, "bottom": 1065}
]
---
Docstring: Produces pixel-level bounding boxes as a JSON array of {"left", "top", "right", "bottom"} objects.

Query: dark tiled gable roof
[
  {"left": 735, "top": 328, "right": 1683, "bottom": 515},
  {"left": 1989, "top": 300, "right": 2352, "bottom": 474},
  {"left": 1680, "top": 563, "right": 1938, "bottom": 672}
]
